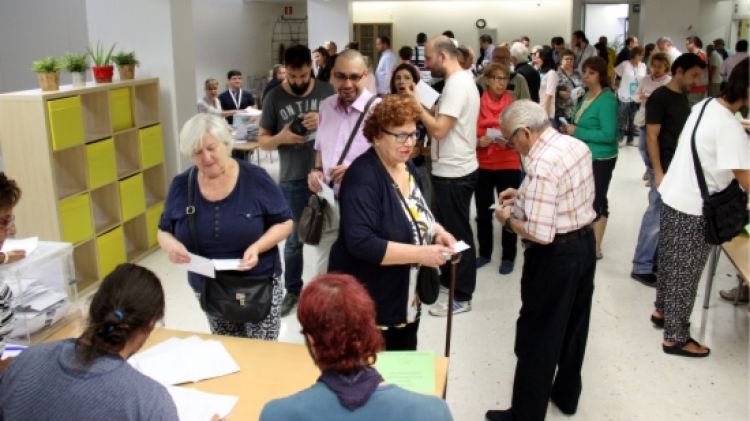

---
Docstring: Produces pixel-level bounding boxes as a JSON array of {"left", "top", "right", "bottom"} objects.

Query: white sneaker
[{"left": 429, "top": 300, "right": 471, "bottom": 317}]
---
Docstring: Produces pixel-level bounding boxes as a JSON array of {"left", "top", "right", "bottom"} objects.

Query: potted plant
[
  {"left": 87, "top": 41, "right": 116, "bottom": 83},
  {"left": 31, "top": 56, "right": 61, "bottom": 91},
  {"left": 112, "top": 51, "right": 139, "bottom": 80},
  {"left": 61, "top": 52, "right": 89, "bottom": 87}
]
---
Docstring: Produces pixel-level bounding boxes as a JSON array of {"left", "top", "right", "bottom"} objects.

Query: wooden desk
[
  {"left": 703, "top": 235, "right": 750, "bottom": 308},
  {"left": 232, "top": 140, "right": 260, "bottom": 164},
  {"left": 47, "top": 326, "right": 449, "bottom": 420}
]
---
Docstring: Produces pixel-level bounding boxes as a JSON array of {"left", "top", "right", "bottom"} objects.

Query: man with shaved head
[
  {"left": 412, "top": 36, "right": 480, "bottom": 316},
  {"left": 308, "top": 49, "right": 380, "bottom": 276}
]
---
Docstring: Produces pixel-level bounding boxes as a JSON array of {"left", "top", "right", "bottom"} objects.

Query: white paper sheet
[
  {"left": 239, "top": 107, "right": 262, "bottom": 117},
  {"left": 1, "top": 237, "right": 38, "bottom": 255},
  {"left": 485, "top": 128, "right": 502, "bottom": 140},
  {"left": 178, "top": 253, "right": 215, "bottom": 278},
  {"left": 167, "top": 386, "right": 238, "bottom": 421},
  {"left": 24, "top": 291, "right": 67, "bottom": 311},
  {"left": 212, "top": 259, "right": 242, "bottom": 271},
  {"left": 317, "top": 177, "right": 337, "bottom": 209},
  {"left": 416, "top": 80, "right": 440, "bottom": 109},
  {"left": 130, "top": 335, "right": 240, "bottom": 386},
  {"left": 452, "top": 241, "right": 471, "bottom": 254}
]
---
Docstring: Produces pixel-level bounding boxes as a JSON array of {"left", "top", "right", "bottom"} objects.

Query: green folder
[{"left": 376, "top": 351, "right": 435, "bottom": 394}]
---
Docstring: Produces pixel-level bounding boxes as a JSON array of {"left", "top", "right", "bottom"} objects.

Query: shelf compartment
[
  {"left": 58, "top": 193, "right": 94, "bottom": 244},
  {"left": 114, "top": 130, "right": 141, "bottom": 178},
  {"left": 96, "top": 226, "right": 126, "bottom": 280},
  {"left": 143, "top": 164, "right": 166, "bottom": 208},
  {"left": 139, "top": 124, "right": 164, "bottom": 169},
  {"left": 146, "top": 201, "right": 164, "bottom": 247},
  {"left": 124, "top": 214, "right": 150, "bottom": 261},
  {"left": 85, "top": 137, "right": 117, "bottom": 189},
  {"left": 80, "top": 90, "right": 112, "bottom": 142},
  {"left": 109, "top": 87, "right": 134, "bottom": 132},
  {"left": 134, "top": 82, "right": 160, "bottom": 127},
  {"left": 47, "top": 96, "right": 85, "bottom": 151},
  {"left": 90, "top": 182, "right": 121, "bottom": 235},
  {"left": 53, "top": 146, "right": 88, "bottom": 200},
  {"left": 73, "top": 239, "right": 98, "bottom": 293},
  {"left": 119, "top": 172, "right": 146, "bottom": 222}
]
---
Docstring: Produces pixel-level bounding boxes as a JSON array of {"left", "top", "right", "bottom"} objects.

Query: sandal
[
  {"left": 662, "top": 337, "right": 710, "bottom": 358},
  {"left": 650, "top": 314, "right": 664, "bottom": 328}
]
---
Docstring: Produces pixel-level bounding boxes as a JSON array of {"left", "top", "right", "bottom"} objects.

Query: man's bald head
[
  {"left": 333, "top": 48, "right": 367, "bottom": 71},
  {"left": 492, "top": 46, "right": 511, "bottom": 66},
  {"left": 332, "top": 49, "right": 369, "bottom": 106},
  {"left": 427, "top": 35, "right": 459, "bottom": 58}
]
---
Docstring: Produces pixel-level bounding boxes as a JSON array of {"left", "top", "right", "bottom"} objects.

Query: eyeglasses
[
  {"left": 381, "top": 128, "right": 418, "bottom": 144},
  {"left": 487, "top": 75, "right": 509, "bottom": 81},
  {"left": 333, "top": 72, "right": 364, "bottom": 82}
]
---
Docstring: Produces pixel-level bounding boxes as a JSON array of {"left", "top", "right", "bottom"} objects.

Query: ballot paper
[
  {"left": 212, "top": 259, "right": 242, "bottom": 271},
  {"left": 416, "top": 80, "right": 440, "bottom": 109},
  {"left": 167, "top": 386, "right": 238, "bottom": 421},
  {"left": 130, "top": 336, "right": 240, "bottom": 386},
  {"left": 178, "top": 253, "right": 215, "bottom": 278},
  {"left": 317, "top": 177, "right": 337, "bottom": 209},
  {"left": 486, "top": 128, "right": 502, "bottom": 141},
  {"left": 376, "top": 351, "right": 435, "bottom": 394},
  {"left": 1, "top": 236, "right": 38, "bottom": 256},
  {"left": 1, "top": 344, "right": 26, "bottom": 360},
  {"left": 452, "top": 241, "right": 471, "bottom": 254}
]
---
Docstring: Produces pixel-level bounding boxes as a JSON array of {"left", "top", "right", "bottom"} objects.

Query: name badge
[{"left": 629, "top": 82, "right": 638, "bottom": 97}]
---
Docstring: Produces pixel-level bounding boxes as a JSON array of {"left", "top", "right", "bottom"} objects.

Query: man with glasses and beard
[
  {"left": 308, "top": 49, "right": 381, "bottom": 280},
  {"left": 259, "top": 45, "right": 335, "bottom": 317}
]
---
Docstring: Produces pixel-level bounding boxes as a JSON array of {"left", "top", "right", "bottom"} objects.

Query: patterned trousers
[
  {"left": 654, "top": 204, "right": 711, "bottom": 344},
  {"left": 201, "top": 279, "right": 283, "bottom": 341}
]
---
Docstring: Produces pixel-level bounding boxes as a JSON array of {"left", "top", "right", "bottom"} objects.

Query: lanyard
[{"left": 230, "top": 90, "right": 242, "bottom": 109}]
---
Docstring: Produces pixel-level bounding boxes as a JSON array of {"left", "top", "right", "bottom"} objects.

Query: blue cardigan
[{"left": 329, "top": 149, "right": 424, "bottom": 327}]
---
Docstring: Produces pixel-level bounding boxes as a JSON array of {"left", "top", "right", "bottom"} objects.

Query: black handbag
[
  {"left": 297, "top": 95, "right": 378, "bottom": 245},
  {"left": 689, "top": 98, "right": 749, "bottom": 245},
  {"left": 187, "top": 167, "right": 275, "bottom": 323},
  {"left": 390, "top": 169, "right": 441, "bottom": 305}
]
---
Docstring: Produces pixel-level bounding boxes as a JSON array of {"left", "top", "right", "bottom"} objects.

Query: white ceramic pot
[{"left": 71, "top": 72, "right": 86, "bottom": 87}]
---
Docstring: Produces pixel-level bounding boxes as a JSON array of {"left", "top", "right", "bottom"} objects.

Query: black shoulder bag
[
  {"left": 187, "top": 167, "right": 275, "bottom": 323},
  {"left": 689, "top": 98, "right": 749, "bottom": 245},
  {"left": 297, "top": 95, "right": 378, "bottom": 245},
  {"left": 389, "top": 170, "right": 441, "bottom": 305}
]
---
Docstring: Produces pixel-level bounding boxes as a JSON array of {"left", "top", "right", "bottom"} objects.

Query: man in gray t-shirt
[{"left": 259, "top": 45, "right": 334, "bottom": 316}]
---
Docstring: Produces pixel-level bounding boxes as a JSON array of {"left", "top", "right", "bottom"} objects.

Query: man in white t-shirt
[{"left": 413, "top": 35, "right": 480, "bottom": 316}]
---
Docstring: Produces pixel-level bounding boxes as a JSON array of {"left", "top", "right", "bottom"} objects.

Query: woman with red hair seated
[{"left": 260, "top": 273, "right": 452, "bottom": 420}]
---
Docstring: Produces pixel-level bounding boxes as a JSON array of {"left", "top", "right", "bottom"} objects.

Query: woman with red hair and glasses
[{"left": 260, "top": 274, "right": 452, "bottom": 420}]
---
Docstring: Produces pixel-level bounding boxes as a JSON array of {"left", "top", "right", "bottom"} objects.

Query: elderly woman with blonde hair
[{"left": 157, "top": 113, "right": 292, "bottom": 340}]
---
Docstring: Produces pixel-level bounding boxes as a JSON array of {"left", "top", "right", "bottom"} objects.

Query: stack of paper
[
  {"left": 167, "top": 386, "right": 238, "bottom": 421},
  {"left": 6, "top": 277, "right": 69, "bottom": 338},
  {"left": 129, "top": 336, "right": 240, "bottom": 385}
]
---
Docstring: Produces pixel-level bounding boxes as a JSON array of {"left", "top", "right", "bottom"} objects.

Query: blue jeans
[
  {"left": 617, "top": 100, "right": 639, "bottom": 144},
  {"left": 279, "top": 179, "right": 312, "bottom": 295},
  {"left": 632, "top": 134, "right": 661, "bottom": 274}
]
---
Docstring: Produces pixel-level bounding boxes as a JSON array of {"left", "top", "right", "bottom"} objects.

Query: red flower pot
[{"left": 92, "top": 65, "right": 114, "bottom": 83}]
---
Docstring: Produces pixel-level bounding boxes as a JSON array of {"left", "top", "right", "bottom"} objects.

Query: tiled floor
[{"left": 133, "top": 146, "right": 748, "bottom": 420}]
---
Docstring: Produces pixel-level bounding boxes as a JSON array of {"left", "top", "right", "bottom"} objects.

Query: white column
[
  {"left": 307, "top": 0, "right": 352, "bottom": 52},
  {"left": 85, "top": 0, "right": 197, "bottom": 177}
]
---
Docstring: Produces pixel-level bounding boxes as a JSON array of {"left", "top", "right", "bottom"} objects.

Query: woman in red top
[{"left": 475, "top": 63, "right": 521, "bottom": 274}]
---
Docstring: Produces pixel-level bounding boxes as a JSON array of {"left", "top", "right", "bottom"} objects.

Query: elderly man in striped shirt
[{"left": 487, "top": 100, "right": 597, "bottom": 421}]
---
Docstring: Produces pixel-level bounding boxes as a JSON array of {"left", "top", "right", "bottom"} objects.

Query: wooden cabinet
[{"left": 0, "top": 78, "right": 166, "bottom": 294}]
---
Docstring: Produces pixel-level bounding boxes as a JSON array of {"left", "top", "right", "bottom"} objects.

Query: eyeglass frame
[
  {"left": 333, "top": 72, "right": 365, "bottom": 82},
  {"left": 381, "top": 128, "right": 419, "bottom": 144}
]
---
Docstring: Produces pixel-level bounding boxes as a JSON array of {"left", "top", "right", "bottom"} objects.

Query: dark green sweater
[{"left": 573, "top": 88, "right": 618, "bottom": 160}]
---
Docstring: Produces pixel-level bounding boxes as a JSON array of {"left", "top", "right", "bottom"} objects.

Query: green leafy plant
[
  {"left": 31, "top": 56, "right": 61, "bottom": 73},
  {"left": 60, "top": 52, "right": 89, "bottom": 72},
  {"left": 87, "top": 41, "right": 117, "bottom": 67},
  {"left": 112, "top": 51, "right": 139, "bottom": 66}
]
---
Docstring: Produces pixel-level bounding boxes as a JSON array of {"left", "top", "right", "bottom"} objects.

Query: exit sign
[{"left": 284, "top": 6, "right": 293, "bottom": 16}]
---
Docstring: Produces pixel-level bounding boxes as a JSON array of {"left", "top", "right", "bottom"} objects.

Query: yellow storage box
[
  {"left": 146, "top": 202, "right": 164, "bottom": 247},
  {"left": 48, "top": 96, "right": 84, "bottom": 150},
  {"left": 58, "top": 193, "right": 93, "bottom": 244},
  {"left": 109, "top": 88, "right": 133, "bottom": 132},
  {"left": 96, "top": 226, "right": 126, "bottom": 278},
  {"left": 139, "top": 125, "right": 164, "bottom": 168},
  {"left": 85, "top": 138, "right": 117, "bottom": 189},
  {"left": 119, "top": 173, "right": 146, "bottom": 222}
]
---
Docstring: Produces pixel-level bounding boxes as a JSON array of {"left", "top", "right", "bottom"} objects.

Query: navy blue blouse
[{"left": 159, "top": 159, "right": 292, "bottom": 291}]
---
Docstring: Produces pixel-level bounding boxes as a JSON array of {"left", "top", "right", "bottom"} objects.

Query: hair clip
[{"left": 114, "top": 309, "right": 124, "bottom": 320}]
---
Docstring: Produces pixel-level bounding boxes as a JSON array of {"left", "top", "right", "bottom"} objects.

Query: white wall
[
  {"left": 192, "top": 0, "right": 307, "bottom": 100},
  {"left": 585, "top": 4, "right": 629, "bottom": 46},
  {"left": 697, "top": 0, "right": 734, "bottom": 43},
  {"left": 352, "top": 1, "right": 572, "bottom": 54},
  {"left": 86, "top": 0, "right": 198, "bottom": 176},
  {"left": 308, "top": 0, "right": 352, "bottom": 54},
  {"left": 0, "top": 0, "right": 89, "bottom": 93},
  {"left": 639, "top": 0, "right": 700, "bottom": 46}
]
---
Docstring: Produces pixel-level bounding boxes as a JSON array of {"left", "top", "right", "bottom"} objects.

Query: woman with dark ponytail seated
[{"left": 0, "top": 263, "right": 179, "bottom": 421}]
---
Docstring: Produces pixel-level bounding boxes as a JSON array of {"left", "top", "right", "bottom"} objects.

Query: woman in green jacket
[{"left": 563, "top": 56, "right": 618, "bottom": 259}]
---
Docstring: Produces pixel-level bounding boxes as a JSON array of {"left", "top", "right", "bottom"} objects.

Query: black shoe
[
  {"left": 280, "top": 293, "right": 299, "bottom": 317},
  {"left": 550, "top": 396, "right": 577, "bottom": 415},
  {"left": 630, "top": 272, "right": 656, "bottom": 287},
  {"left": 485, "top": 409, "right": 513, "bottom": 421}
]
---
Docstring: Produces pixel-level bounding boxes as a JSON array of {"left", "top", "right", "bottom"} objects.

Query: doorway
[{"left": 584, "top": 3, "right": 629, "bottom": 51}]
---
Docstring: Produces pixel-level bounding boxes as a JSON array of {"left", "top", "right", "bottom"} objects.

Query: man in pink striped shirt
[{"left": 487, "top": 100, "right": 596, "bottom": 421}]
